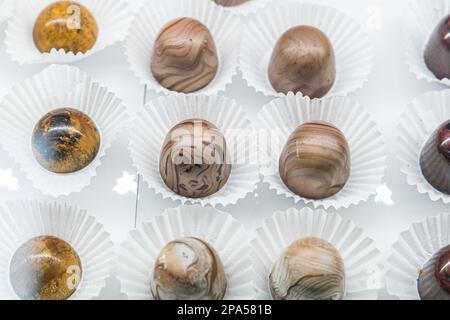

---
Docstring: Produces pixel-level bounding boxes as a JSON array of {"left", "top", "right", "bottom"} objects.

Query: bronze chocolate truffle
[
  {"left": 279, "top": 121, "right": 351, "bottom": 200},
  {"left": 269, "top": 237, "right": 345, "bottom": 300},
  {"left": 32, "top": 108, "right": 101, "bottom": 174},
  {"left": 159, "top": 119, "right": 231, "bottom": 198},
  {"left": 424, "top": 14, "right": 450, "bottom": 80},
  {"left": 9, "top": 236, "right": 82, "bottom": 300},
  {"left": 213, "top": 0, "right": 248, "bottom": 6},
  {"left": 151, "top": 18, "right": 219, "bottom": 93},
  {"left": 33, "top": 1, "right": 98, "bottom": 54},
  {"left": 269, "top": 25, "right": 336, "bottom": 98},
  {"left": 151, "top": 237, "right": 227, "bottom": 300},
  {"left": 418, "top": 245, "right": 450, "bottom": 300}
]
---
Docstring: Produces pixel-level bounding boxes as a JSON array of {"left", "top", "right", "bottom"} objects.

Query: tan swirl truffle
[
  {"left": 269, "top": 26, "right": 336, "bottom": 98},
  {"left": 9, "top": 236, "right": 82, "bottom": 300},
  {"left": 151, "top": 237, "right": 227, "bottom": 300},
  {"left": 151, "top": 18, "right": 219, "bottom": 93},
  {"left": 159, "top": 119, "right": 231, "bottom": 198},
  {"left": 269, "top": 237, "right": 346, "bottom": 300},
  {"left": 418, "top": 245, "right": 450, "bottom": 300},
  {"left": 33, "top": 1, "right": 98, "bottom": 54},
  {"left": 279, "top": 121, "right": 351, "bottom": 200},
  {"left": 213, "top": 0, "right": 248, "bottom": 6}
]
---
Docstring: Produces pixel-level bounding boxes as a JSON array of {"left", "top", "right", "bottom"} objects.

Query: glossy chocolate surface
[
  {"left": 424, "top": 14, "right": 450, "bottom": 80},
  {"left": 437, "top": 120, "right": 450, "bottom": 160},
  {"left": 418, "top": 245, "right": 450, "bottom": 300},
  {"left": 213, "top": 0, "right": 248, "bottom": 6}
]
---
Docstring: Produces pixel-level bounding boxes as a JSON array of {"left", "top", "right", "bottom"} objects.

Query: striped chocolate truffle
[{"left": 418, "top": 245, "right": 450, "bottom": 300}]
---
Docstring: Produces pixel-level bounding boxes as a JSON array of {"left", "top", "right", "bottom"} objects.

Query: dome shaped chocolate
[
  {"left": 213, "top": 0, "right": 248, "bottom": 6},
  {"left": 151, "top": 18, "right": 219, "bottom": 93},
  {"left": 32, "top": 108, "right": 100, "bottom": 174},
  {"left": 269, "top": 25, "right": 336, "bottom": 98},
  {"left": 159, "top": 119, "right": 231, "bottom": 198},
  {"left": 424, "top": 14, "right": 450, "bottom": 80},
  {"left": 33, "top": 1, "right": 98, "bottom": 54},
  {"left": 418, "top": 245, "right": 450, "bottom": 300},
  {"left": 279, "top": 121, "right": 351, "bottom": 200},
  {"left": 151, "top": 237, "right": 227, "bottom": 300},
  {"left": 9, "top": 236, "right": 82, "bottom": 300},
  {"left": 269, "top": 237, "right": 345, "bottom": 300}
]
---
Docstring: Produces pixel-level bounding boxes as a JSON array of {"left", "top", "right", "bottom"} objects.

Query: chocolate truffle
[
  {"left": 268, "top": 25, "right": 336, "bottom": 98},
  {"left": 33, "top": 1, "right": 98, "bottom": 54},
  {"left": 159, "top": 119, "right": 231, "bottom": 198},
  {"left": 269, "top": 237, "right": 345, "bottom": 300},
  {"left": 420, "top": 120, "right": 450, "bottom": 194},
  {"left": 424, "top": 14, "right": 450, "bottom": 80},
  {"left": 9, "top": 236, "right": 82, "bottom": 300},
  {"left": 151, "top": 18, "right": 219, "bottom": 93},
  {"left": 32, "top": 108, "right": 101, "bottom": 174},
  {"left": 213, "top": 0, "right": 248, "bottom": 6},
  {"left": 151, "top": 237, "right": 227, "bottom": 300},
  {"left": 418, "top": 245, "right": 450, "bottom": 300},
  {"left": 279, "top": 121, "right": 351, "bottom": 200}
]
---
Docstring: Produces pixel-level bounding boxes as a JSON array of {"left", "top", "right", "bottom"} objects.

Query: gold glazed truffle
[
  {"left": 151, "top": 237, "right": 227, "bottom": 300},
  {"left": 159, "top": 119, "right": 231, "bottom": 198},
  {"left": 269, "top": 26, "right": 336, "bottom": 98},
  {"left": 213, "top": 0, "right": 248, "bottom": 6},
  {"left": 151, "top": 18, "right": 219, "bottom": 93},
  {"left": 9, "top": 236, "right": 82, "bottom": 301},
  {"left": 32, "top": 108, "right": 101, "bottom": 174},
  {"left": 279, "top": 121, "right": 351, "bottom": 200},
  {"left": 33, "top": 1, "right": 99, "bottom": 54},
  {"left": 269, "top": 237, "right": 346, "bottom": 300},
  {"left": 418, "top": 245, "right": 450, "bottom": 300}
]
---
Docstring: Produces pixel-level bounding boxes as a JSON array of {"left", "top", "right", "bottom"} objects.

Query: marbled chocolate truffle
[
  {"left": 9, "top": 236, "right": 82, "bottom": 301},
  {"left": 418, "top": 245, "right": 450, "bottom": 300},
  {"left": 151, "top": 237, "right": 227, "bottom": 300},
  {"left": 151, "top": 18, "right": 219, "bottom": 93},
  {"left": 213, "top": 0, "right": 248, "bottom": 6},
  {"left": 269, "top": 26, "right": 336, "bottom": 98},
  {"left": 424, "top": 14, "right": 450, "bottom": 80},
  {"left": 420, "top": 120, "right": 450, "bottom": 194},
  {"left": 269, "top": 237, "right": 345, "bottom": 300},
  {"left": 32, "top": 108, "right": 100, "bottom": 174},
  {"left": 279, "top": 121, "right": 351, "bottom": 200},
  {"left": 159, "top": 119, "right": 231, "bottom": 198},
  {"left": 33, "top": 1, "right": 98, "bottom": 54}
]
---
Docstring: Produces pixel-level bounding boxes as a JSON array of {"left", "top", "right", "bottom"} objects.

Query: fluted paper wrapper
[
  {"left": 214, "top": 0, "right": 270, "bottom": 16},
  {"left": 0, "top": 0, "right": 12, "bottom": 24}
]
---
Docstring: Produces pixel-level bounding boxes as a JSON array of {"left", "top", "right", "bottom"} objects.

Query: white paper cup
[
  {"left": 252, "top": 207, "right": 383, "bottom": 300},
  {"left": 240, "top": 1, "right": 373, "bottom": 97},
  {"left": 5, "top": 0, "right": 133, "bottom": 65},
  {"left": 212, "top": 0, "right": 271, "bottom": 16},
  {"left": 116, "top": 205, "right": 255, "bottom": 300},
  {"left": 0, "top": 200, "right": 115, "bottom": 300},
  {"left": 125, "top": 0, "right": 241, "bottom": 95},
  {"left": 0, "top": 0, "right": 12, "bottom": 25},
  {"left": 0, "top": 64, "right": 129, "bottom": 197},
  {"left": 386, "top": 212, "right": 450, "bottom": 300},
  {"left": 258, "top": 93, "right": 387, "bottom": 210}
]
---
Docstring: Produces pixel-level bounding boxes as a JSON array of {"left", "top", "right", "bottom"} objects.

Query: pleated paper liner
[
  {"left": 213, "top": 0, "right": 271, "bottom": 16},
  {"left": 116, "top": 205, "right": 255, "bottom": 300},
  {"left": 125, "top": 0, "right": 241, "bottom": 95},
  {"left": 0, "top": 0, "right": 12, "bottom": 25},
  {"left": 128, "top": 94, "right": 259, "bottom": 207},
  {"left": 0, "top": 64, "right": 129, "bottom": 197},
  {"left": 386, "top": 212, "right": 450, "bottom": 300},
  {"left": 252, "top": 207, "right": 382, "bottom": 300},
  {"left": 0, "top": 201, "right": 115, "bottom": 300},
  {"left": 258, "top": 93, "right": 387, "bottom": 210},
  {"left": 404, "top": 0, "right": 450, "bottom": 86},
  {"left": 239, "top": 1, "right": 373, "bottom": 97},
  {"left": 398, "top": 90, "right": 450, "bottom": 204},
  {"left": 5, "top": 0, "right": 133, "bottom": 64}
]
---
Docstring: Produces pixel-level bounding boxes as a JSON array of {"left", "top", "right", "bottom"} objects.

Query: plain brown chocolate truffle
[
  {"left": 424, "top": 14, "right": 450, "bottom": 80},
  {"left": 213, "top": 0, "right": 248, "bottom": 6},
  {"left": 418, "top": 245, "right": 450, "bottom": 300}
]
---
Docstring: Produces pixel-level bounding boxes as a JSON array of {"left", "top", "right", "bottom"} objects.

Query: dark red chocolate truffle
[
  {"left": 418, "top": 245, "right": 450, "bottom": 300},
  {"left": 424, "top": 14, "right": 450, "bottom": 80}
]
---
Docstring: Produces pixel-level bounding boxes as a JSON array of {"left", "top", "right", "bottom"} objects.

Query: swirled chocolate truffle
[
  {"left": 418, "top": 245, "right": 450, "bottom": 300},
  {"left": 213, "top": 0, "right": 248, "bottom": 6},
  {"left": 33, "top": 1, "right": 98, "bottom": 54},
  {"left": 151, "top": 237, "right": 227, "bottom": 300},
  {"left": 424, "top": 14, "right": 450, "bottom": 80},
  {"left": 279, "top": 121, "right": 351, "bottom": 200},
  {"left": 10, "top": 236, "right": 82, "bottom": 300},
  {"left": 159, "top": 119, "right": 231, "bottom": 198},
  {"left": 269, "top": 26, "right": 336, "bottom": 98},
  {"left": 151, "top": 18, "right": 219, "bottom": 93},
  {"left": 270, "top": 237, "right": 345, "bottom": 300},
  {"left": 420, "top": 120, "right": 450, "bottom": 194},
  {"left": 32, "top": 108, "right": 100, "bottom": 174}
]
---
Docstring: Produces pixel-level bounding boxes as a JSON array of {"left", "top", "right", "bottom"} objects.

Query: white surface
[{"left": 0, "top": 0, "right": 448, "bottom": 300}]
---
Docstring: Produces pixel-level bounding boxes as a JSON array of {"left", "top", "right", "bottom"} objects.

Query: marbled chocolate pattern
[
  {"left": 151, "top": 18, "right": 219, "bottom": 93},
  {"left": 213, "top": 0, "right": 248, "bottom": 7},
  {"left": 33, "top": 1, "right": 98, "bottom": 54},
  {"left": 9, "top": 236, "right": 82, "bottom": 301},
  {"left": 424, "top": 14, "right": 450, "bottom": 80},
  {"left": 279, "top": 121, "right": 351, "bottom": 200},
  {"left": 418, "top": 245, "right": 450, "bottom": 300},
  {"left": 32, "top": 108, "right": 100, "bottom": 174}
]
